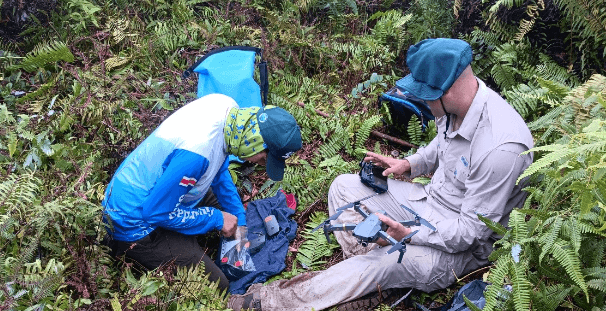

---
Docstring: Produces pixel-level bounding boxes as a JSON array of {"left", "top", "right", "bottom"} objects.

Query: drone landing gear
[{"left": 381, "top": 230, "right": 419, "bottom": 263}]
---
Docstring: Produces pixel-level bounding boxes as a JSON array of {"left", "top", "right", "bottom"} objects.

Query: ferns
[
  {"left": 8, "top": 41, "right": 74, "bottom": 72},
  {"left": 532, "top": 283, "right": 572, "bottom": 311},
  {"left": 518, "top": 120, "right": 606, "bottom": 182},
  {"left": 513, "top": 0, "right": 544, "bottom": 42},
  {"left": 552, "top": 240, "right": 588, "bottom": 299},
  {"left": 0, "top": 171, "right": 106, "bottom": 308},
  {"left": 481, "top": 75, "right": 606, "bottom": 310},
  {"left": 296, "top": 212, "right": 340, "bottom": 269},
  {"left": 481, "top": 208, "right": 603, "bottom": 310},
  {"left": 1, "top": 0, "right": 604, "bottom": 309},
  {"left": 510, "top": 259, "right": 532, "bottom": 311},
  {"left": 552, "top": 0, "right": 606, "bottom": 74},
  {"left": 0, "top": 171, "right": 40, "bottom": 214},
  {"left": 407, "top": 115, "right": 423, "bottom": 146},
  {"left": 405, "top": 0, "right": 455, "bottom": 43},
  {"left": 355, "top": 115, "right": 382, "bottom": 151},
  {"left": 502, "top": 83, "right": 545, "bottom": 119},
  {"left": 368, "top": 10, "right": 412, "bottom": 54},
  {"left": 314, "top": 123, "right": 347, "bottom": 165},
  {"left": 282, "top": 159, "right": 358, "bottom": 210}
]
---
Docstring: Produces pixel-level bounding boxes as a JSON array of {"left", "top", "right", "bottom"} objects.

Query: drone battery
[
  {"left": 248, "top": 233, "right": 266, "bottom": 255},
  {"left": 264, "top": 215, "right": 280, "bottom": 236}
]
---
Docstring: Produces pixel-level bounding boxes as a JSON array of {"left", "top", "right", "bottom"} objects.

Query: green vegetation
[{"left": 0, "top": 0, "right": 605, "bottom": 310}]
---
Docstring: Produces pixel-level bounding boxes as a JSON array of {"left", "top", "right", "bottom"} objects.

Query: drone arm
[
  {"left": 377, "top": 230, "right": 398, "bottom": 245},
  {"left": 319, "top": 223, "right": 357, "bottom": 243},
  {"left": 399, "top": 204, "right": 437, "bottom": 231},
  {"left": 324, "top": 223, "right": 358, "bottom": 232},
  {"left": 353, "top": 202, "right": 369, "bottom": 218}
]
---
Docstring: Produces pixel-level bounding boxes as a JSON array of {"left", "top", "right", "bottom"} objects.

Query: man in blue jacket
[{"left": 102, "top": 93, "right": 302, "bottom": 290}]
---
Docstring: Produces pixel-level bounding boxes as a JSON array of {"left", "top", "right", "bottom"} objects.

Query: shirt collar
[{"left": 451, "top": 78, "right": 487, "bottom": 141}]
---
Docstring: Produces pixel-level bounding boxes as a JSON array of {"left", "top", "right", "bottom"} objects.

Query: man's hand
[
  {"left": 364, "top": 152, "right": 411, "bottom": 176},
  {"left": 375, "top": 213, "right": 412, "bottom": 246},
  {"left": 221, "top": 211, "right": 238, "bottom": 237}
]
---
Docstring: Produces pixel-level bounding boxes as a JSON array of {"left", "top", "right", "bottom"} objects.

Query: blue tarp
[{"left": 218, "top": 191, "right": 297, "bottom": 294}]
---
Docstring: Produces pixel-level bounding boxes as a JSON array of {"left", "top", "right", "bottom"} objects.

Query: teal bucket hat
[
  {"left": 396, "top": 38, "right": 472, "bottom": 100},
  {"left": 256, "top": 106, "right": 302, "bottom": 181}
]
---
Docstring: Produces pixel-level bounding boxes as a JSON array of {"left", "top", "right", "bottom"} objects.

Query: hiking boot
[
  {"left": 335, "top": 287, "right": 411, "bottom": 311},
  {"left": 228, "top": 285, "right": 262, "bottom": 311}
]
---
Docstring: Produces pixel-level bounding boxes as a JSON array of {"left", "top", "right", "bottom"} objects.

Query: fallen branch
[
  {"left": 296, "top": 101, "right": 418, "bottom": 149},
  {"left": 296, "top": 101, "right": 330, "bottom": 118},
  {"left": 370, "top": 130, "right": 418, "bottom": 149}
]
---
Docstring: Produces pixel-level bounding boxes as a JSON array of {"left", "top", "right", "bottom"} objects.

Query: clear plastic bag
[{"left": 218, "top": 226, "right": 256, "bottom": 280}]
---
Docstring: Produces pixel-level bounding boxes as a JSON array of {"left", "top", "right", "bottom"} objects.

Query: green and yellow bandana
[{"left": 224, "top": 107, "right": 266, "bottom": 158}]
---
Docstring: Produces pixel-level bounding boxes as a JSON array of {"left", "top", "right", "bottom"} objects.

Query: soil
[{"left": 0, "top": 0, "right": 57, "bottom": 46}]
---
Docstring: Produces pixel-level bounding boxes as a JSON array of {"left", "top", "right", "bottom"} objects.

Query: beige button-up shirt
[{"left": 405, "top": 79, "right": 534, "bottom": 255}]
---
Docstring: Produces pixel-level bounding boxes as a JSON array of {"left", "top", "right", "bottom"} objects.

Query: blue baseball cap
[
  {"left": 256, "top": 106, "right": 302, "bottom": 181},
  {"left": 396, "top": 38, "right": 473, "bottom": 100}
]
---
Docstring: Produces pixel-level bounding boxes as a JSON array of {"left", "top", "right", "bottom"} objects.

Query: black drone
[{"left": 313, "top": 194, "right": 437, "bottom": 263}]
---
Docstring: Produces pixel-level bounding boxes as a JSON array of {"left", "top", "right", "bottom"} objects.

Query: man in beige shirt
[{"left": 229, "top": 38, "right": 533, "bottom": 311}]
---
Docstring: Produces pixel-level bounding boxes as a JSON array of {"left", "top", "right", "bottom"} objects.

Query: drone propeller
[
  {"left": 335, "top": 193, "right": 379, "bottom": 212},
  {"left": 399, "top": 204, "right": 437, "bottom": 231},
  {"left": 385, "top": 230, "right": 419, "bottom": 263},
  {"left": 313, "top": 193, "right": 380, "bottom": 233}
]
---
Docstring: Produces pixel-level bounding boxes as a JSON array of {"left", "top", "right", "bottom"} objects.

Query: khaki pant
[{"left": 254, "top": 174, "right": 488, "bottom": 311}]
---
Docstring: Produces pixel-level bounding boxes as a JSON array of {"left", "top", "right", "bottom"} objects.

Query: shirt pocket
[{"left": 452, "top": 156, "right": 470, "bottom": 189}]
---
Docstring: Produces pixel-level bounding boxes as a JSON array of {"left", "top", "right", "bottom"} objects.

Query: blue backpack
[
  {"left": 183, "top": 46, "right": 268, "bottom": 163},
  {"left": 182, "top": 46, "right": 268, "bottom": 108},
  {"left": 416, "top": 280, "right": 488, "bottom": 311},
  {"left": 378, "top": 77, "right": 434, "bottom": 131}
]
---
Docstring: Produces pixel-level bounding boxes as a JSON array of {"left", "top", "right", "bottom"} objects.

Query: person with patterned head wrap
[
  {"left": 102, "top": 94, "right": 301, "bottom": 292},
  {"left": 225, "top": 107, "right": 266, "bottom": 159}
]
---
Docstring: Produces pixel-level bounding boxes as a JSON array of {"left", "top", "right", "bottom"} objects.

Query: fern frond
[
  {"left": 587, "top": 279, "right": 606, "bottom": 293},
  {"left": 483, "top": 258, "right": 511, "bottom": 311},
  {"left": 533, "top": 283, "right": 572, "bottom": 311},
  {"left": 510, "top": 260, "right": 532, "bottom": 311},
  {"left": 355, "top": 115, "right": 382, "bottom": 151},
  {"left": 509, "top": 210, "right": 529, "bottom": 241},
  {"left": 538, "top": 216, "right": 562, "bottom": 263},
  {"left": 517, "top": 146, "right": 572, "bottom": 181},
  {"left": 296, "top": 212, "right": 339, "bottom": 269},
  {"left": 0, "top": 172, "right": 41, "bottom": 215},
  {"left": 478, "top": 213, "right": 508, "bottom": 236},
  {"left": 552, "top": 0, "right": 606, "bottom": 61},
  {"left": 313, "top": 122, "right": 346, "bottom": 165},
  {"left": 10, "top": 41, "right": 74, "bottom": 72},
  {"left": 513, "top": 0, "right": 544, "bottom": 42},
  {"left": 407, "top": 115, "right": 423, "bottom": 145},
  {"left": 172, "top": 264, "right": 229, "bottom": 302},
  {"left": 423, "top": 120, "right": 437, "bottom": 142},
  {"left": 502, "top": 83, "right": 544, "bottom": 118},
  {"left": 551, "top": 240, "right": 588, "bottom": 301}
]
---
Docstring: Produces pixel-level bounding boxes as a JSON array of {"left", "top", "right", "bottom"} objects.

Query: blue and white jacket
[{"left": 102, "top": 94, "right": 246, "bottom": 242}]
